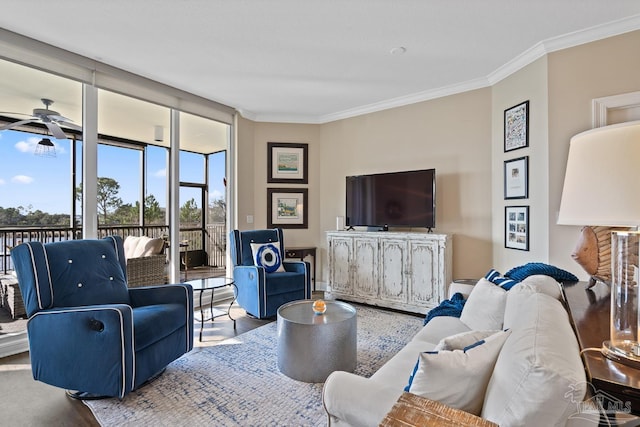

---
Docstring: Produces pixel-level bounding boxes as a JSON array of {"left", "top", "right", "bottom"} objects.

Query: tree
[
  {"left": 144, "top": 194, "right": 164, "bottom": 224},
  {"left": 76, "top": 177, "right": 123, "bottom": 224},
  {"left": 112, "top": 203, "right": 137, "bottom": 225},
  {"left": 208, "top": 197, "right": 226, "bottom": 223},
  {"left": 180, "top": 198, "right": 201, "bottom": 226}
]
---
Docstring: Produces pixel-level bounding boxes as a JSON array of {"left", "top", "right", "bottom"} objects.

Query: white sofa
[{"left": 322, "top": 275, "right": 588, "bottom": 426}]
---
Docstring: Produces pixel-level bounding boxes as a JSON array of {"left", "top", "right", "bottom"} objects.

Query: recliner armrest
[
  {"left": 282, "top": 260, "right": 307, "bottom": 274},
  {"left": 128, "top": 283, "right": 194, "bottom": 308},
  {"left": 27, "top": 304, "right": 135, "bottom": 397}
]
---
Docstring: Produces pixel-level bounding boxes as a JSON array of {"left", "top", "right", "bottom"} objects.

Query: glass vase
[{"left": 609, "top": 231, "right": 640, "bottom": 359}]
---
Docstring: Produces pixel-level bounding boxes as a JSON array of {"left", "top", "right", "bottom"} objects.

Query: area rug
[{"left": 84, "top": 305, "right": 423, "bottom": 426}]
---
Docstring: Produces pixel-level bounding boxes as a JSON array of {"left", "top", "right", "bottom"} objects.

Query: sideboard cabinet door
[
  {"left": 379, "top": 237, "right": 408, "bottom": 304},
  {"left": 328, "top": 235, "right": 353, "bottom": 296}
]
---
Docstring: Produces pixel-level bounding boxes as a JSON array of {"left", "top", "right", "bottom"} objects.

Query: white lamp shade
[{"left": 558, "top": 120, "right": 640, "bottom": 226}]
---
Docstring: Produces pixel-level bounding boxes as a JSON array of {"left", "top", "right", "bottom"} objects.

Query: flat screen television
[{"left": 345, "top": 168, "right": 436, "bottom": 230}]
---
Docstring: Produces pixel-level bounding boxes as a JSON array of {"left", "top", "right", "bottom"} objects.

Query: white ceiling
[{"left": 0, "top": 1, "right": 640, "bottom": 124}]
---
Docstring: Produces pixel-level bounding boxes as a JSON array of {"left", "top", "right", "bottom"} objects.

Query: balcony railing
[{"left": 0, "top": 223, "right": 227, "bottom": 273}]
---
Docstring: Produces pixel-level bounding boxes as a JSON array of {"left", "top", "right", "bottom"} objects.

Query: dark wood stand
[
  {"left": 562, "top": 281, "right": 640, "bottom": 418},
  {"left": 284, "top": 246, "right": 316, "bottom": 291}
]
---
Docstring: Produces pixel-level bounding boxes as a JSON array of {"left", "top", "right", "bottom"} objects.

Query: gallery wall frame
[
  {"left": 267, "top": 188, "right": 308, "bottom": 229},
  {"left": 505, "top": 205, "right": 529, "bottom": 251},
  {"left": 267, "top": 142, "right": 308, "bottom": 184},
  {"left": 504, "top": 100, "right": 529, "bottom": 152},
  {"left": 504, "top": 156, "right": 529, "bottom": 199}
]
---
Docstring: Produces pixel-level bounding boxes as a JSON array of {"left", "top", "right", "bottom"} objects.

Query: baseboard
[{"left": 0, "top": 331, "right": 28, "bottom": 358}]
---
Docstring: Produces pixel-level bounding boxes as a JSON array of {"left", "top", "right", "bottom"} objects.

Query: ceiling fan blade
[
  {"left": 58, "top": 121, "right": 82, "bottom": 131},
  {"left": 0, "top": 119, "right": 36, "bottom": 131},
  {"left": 45, "top": 122, "right": 68, "bottom": 139},
  {"left": 48, "top": 114, "right": 74, "bottom": 122},
  {"left": 0, "top": 112, "right": 34, "bottom": 117}
]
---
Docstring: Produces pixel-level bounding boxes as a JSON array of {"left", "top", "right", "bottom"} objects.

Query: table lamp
[{"left": 558, "top": 120, "right": 640, "bottom": 368}]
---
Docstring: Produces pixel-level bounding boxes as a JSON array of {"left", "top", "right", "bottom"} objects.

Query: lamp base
[{"left": 602, "top": 341, "right": 640, "bottom": 369}]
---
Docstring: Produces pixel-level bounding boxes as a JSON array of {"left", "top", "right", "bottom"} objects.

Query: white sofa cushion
[
  {"left": 406, "top": 330, "right": 512, "bottom": 415},
  {"left": 460, "top": 278, "right": 507, "bottom": 330},
  {"left": 412, "top": 316, "right": 471, "bottom": 345},
  {"left": 482, "top": 291, "right": 587, "bottom": 426},
  {"left": 371, "top": 316, "right": 470, "bottom": 387}
]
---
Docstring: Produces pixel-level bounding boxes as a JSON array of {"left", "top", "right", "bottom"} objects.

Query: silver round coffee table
[{"left": 277, "top": 299, "right": 357, "bottom": 383}]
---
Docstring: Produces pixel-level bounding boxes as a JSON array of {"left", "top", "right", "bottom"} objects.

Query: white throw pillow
[
  {"left": 460, "top": 278, "right": 507, "bottom": 330},
  {"left": 435, "top": 329, "right": 502, "bottom": 351},
  {"left": 136, "top": 237, "right": 165, "bottom": 257},
  {"left": 123, "top": 236, "right": 140, "bottom": 260},
  {"left": 406, "top": 329, "right": 512, "bottom": 415},
  {"left": 250, "top": 241, "right": 286, "bottom": 273}
]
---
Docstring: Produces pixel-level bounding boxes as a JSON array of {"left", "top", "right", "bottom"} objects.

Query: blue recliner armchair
[
  {"left": 230, "top": 228, "right": 311, "bottom": 319},
  {"left": 10, "top": 236, "right": 193, "bottom": 399}
]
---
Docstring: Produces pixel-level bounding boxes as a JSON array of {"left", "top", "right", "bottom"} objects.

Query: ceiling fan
[{"left": 0, "top": 98, "right": 81, "bottom": 139}]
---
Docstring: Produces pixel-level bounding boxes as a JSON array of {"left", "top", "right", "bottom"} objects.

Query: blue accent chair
[
  {"left": 10, "top": 236, "right": 193, "bottom": 399},
  {"left": 230, "top": 228, "right": 311, "bottom": 319}
]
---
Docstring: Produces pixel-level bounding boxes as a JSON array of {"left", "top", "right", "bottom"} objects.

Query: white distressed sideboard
[{"left": 326, "top": 231, "right": 452, "bottom": 314}]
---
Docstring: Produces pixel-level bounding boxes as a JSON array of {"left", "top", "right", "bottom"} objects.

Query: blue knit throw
[
  {"left": 505, "top": 262, "right": 578, "bottom": 282},
  {"left": 423, "top": 292, "right": 466, "bottom": 325}
]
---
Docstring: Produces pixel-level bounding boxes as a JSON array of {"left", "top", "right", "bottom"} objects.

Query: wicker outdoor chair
[
  {"left": 126, "top": 253, "right": 167, "bottom": 287},
  {"left": 123, "top": 235, "right": 168, "bottom": 287}
]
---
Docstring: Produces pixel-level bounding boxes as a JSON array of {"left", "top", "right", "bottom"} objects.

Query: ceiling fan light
[{"left": 34, "top": 137, "right": 56, "bottom": 157}]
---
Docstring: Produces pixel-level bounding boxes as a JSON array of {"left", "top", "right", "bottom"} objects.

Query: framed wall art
[
  {"left": 267, "top": 142, "right": 308, "bottom": 184},
  {"left": 504, "top": 156, "right": 528, "bottom": 199},
  {"left": 505, "top": 205, "right": 529, "bottom": 251},
  {"left": 267, "top": 188, "right": 308, "bottom": 229},
  {"left": 504, "top": 100, "right": 529, "bottom": 152}
]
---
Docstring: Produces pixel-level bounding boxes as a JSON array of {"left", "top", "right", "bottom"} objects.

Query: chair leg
[
  {"left": 65, "top": 367, "right": 167, "bottom": 400},
  {"left": 65, "top": 390, "right": 110, "bottom": 401}
]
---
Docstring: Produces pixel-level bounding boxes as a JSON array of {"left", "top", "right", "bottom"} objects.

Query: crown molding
[
  {"left": 317, "top": 77, "right": 491, "bottom": 124},
  {"left": 488, "top": 14, "right": 640, "bottom": 86},
  {"left": 247, "top": 14, "right": 640, "bottom": 125}
]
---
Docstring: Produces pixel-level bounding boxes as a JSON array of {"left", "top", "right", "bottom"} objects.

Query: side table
[
  {"left": 277, "top": 299, "right": 356, "bottom": 383},
  {"left": 562, "top": 281, "right": 640, "bottom": 420},
  {"left": 284, "top": 246, "right": 316, "bottom": 291},
  {"left": 186, "top": 277, "right": 237, "bottom": 341}
]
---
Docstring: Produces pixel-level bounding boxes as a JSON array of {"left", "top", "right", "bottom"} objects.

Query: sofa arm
[
  {"left": 448, "top": 281, "right": 476, "bottom": 299},
  {"left": 323, "top": 371, "right": 403, "bottom": 427}
]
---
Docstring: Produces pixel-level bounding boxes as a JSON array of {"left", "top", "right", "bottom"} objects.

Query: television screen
[{"left": 346, "top": 168, "right": 435, "bottom": 229}]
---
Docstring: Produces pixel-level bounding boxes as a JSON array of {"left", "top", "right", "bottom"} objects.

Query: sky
[{"left": 0, "top": 129, "right": 226, "bottom": 215}]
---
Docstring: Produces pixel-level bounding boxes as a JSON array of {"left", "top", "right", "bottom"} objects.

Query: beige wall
[
  {"left": 235, "top": 29, "right": 640, "bottom": 286},
  {"left": 318, "top": 89, "right": 493, "bottom": 284},
  {"left": 491, "top": 57, "right": 549, "bottom": 272},
  {"left": 548, "top": 30, "right": 640, "bottom": 280},
  {"left": 235, "top": 116, "right": 321, "bottom": 248}
]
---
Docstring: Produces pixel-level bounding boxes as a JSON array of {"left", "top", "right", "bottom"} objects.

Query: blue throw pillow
[
  {"left": 484, "top": 269, "right": 520, "bottom": 290},
  {"left": 505, "top": 262, "right": 578, "bottom": 282}
]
